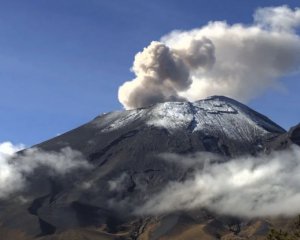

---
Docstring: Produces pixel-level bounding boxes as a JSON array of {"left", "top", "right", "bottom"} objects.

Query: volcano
[{"left": 1, "top": 96, "right": 299, "bottom": 240}]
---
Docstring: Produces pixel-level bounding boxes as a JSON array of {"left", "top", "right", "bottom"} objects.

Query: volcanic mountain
[{"left": 1, "top": 96, "right": 299, "bottom": 240}]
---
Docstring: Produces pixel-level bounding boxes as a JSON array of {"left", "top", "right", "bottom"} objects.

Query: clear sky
[{"left": 1, "top": 0, "right": 300, "bottom": 146}]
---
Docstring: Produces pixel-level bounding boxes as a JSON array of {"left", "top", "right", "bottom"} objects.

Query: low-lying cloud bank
[
  {"left": 0, "top": 141, "right": 90, "bottom": 199},
  {"left": 137, "top": 145, "right": 300, "bottom": 218},
  {"left": 0, "top": 141, "right": 25, "bottom": 156},
  {"left": 119, "top": 5, "right": 300, "bottom": 109}
]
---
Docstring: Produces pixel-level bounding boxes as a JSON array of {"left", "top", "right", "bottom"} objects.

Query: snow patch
[
  {"left": 92, "top": 97, "right": 284, "bottom": 141},
  {"left": 147, "top": 102, "right": 194, "bottom": 130},
  {"left": 98, "top": 109, "right": 145, "bottom": 132}
]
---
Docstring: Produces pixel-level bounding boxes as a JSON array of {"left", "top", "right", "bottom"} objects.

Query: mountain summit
[
  {"left": 40, "top": 95, "right": 285, "bottom": 154},
  {"left": 0, "top": 96, "right": 296, "bottom": 240}
]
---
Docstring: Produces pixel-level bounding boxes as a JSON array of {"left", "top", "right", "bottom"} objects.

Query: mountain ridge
[{"left": 1, "top": 96, "right": 298, "bottom": 240}]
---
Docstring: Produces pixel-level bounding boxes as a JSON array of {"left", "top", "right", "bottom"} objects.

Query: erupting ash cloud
[
  {"left": 119, "top": 5, "right": 300, "bottom": 109},
  {"left": 0, "top": 142, "right": 90, "bottom": 199},
  {"left": 137, "top": 145, "right": 300, "bottom": 218},
  {"left": 119, "top": 39, "right": 215, "bottom": 109}
]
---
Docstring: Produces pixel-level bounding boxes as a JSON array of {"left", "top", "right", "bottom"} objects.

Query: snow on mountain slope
[
  {"left": 94, "top": 96, "right": 285, "bottom": 144},
  {"left": 0, "top": 96, "right": 288, "bottom": 238}
]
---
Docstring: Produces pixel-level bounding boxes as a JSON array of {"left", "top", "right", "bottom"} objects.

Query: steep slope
[
  {"left": 0, "top": 96, "right": 288, "bottom": 239},
  {"left": 37, "top": 95, "right": 285, "bottom": 156}
]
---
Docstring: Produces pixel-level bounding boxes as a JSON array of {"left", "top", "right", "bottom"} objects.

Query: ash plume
[
  {"left": 119, "top": 39, "right": 215, "bottom": 109},
  {"left": 119, "top": 5, "right": 300, "bottom": 109}
]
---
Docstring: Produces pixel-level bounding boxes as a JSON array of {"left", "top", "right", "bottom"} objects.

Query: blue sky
[{"left": 1, "top": 0, "right": 300, "bottom": 146}]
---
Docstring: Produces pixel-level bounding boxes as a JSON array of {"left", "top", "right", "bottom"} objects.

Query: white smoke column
[
  {"left": 119, "top": 5, "right": 300, "bottom": 109},
  {"left": 137, "top": 145, "right": 300, "bottom": 218},
  {"left": 0, "top": 142, "right": 91, "bottom": 199}
]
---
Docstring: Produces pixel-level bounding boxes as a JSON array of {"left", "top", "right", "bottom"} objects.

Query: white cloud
[
  {"left": 137, "top": 145, "right": 300, "bottom": 218},
  {"left": 119, "top": 5, "right": 300, "bottom": 109},
  {"left": 0, "top": 142, "right": 91, "bottom": 199},
  {"left": 254, "top": 5, "right": 300, "bottom": 32},
  {"left": 108, "top": 172, "right": 130, "bottom": 192},
  {"left": 0, "top": 141, "right": 25, "bottom": 156}
]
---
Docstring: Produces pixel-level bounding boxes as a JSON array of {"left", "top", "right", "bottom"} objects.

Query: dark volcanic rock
[
  {"left": 0, "top": 96, "right": 288, "bottom": 238},
  {"left": 265, "top": 123, "right": 300, "bottom": 151},
  {"left": 290, "top": 123, "right": 300, "bottom": 146}
]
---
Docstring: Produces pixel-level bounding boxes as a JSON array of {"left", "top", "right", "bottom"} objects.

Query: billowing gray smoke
[
  {"left": 119, "top": 39, "right": 215, "bottom": 109},
  {"left": 118, "top": 5, "right": 300, "bottom": 109}
]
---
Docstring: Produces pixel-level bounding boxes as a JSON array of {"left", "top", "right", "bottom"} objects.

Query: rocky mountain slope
[{"left": 0, "top": 96, "right": 298, "bottom": 240}]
